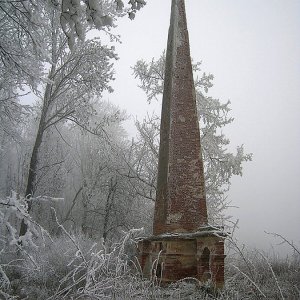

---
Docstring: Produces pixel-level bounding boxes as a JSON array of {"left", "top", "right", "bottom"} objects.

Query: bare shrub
[{"left": 1, "top": 195, "right": 299, "bottom": 299}]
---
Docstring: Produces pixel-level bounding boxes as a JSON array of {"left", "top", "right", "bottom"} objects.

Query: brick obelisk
[
  {"left": 138, "top": 0, "right": 226, "bottom": 288},
  {"left": 153, "top": 0, "right": 208, "bottom": 236}
]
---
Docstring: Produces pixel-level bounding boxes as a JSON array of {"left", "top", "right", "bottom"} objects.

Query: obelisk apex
[{"left": 153, "top": 0, "right": 208, "bottom": 235}]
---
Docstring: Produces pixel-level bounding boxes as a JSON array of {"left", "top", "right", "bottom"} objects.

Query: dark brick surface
[
  {"left": 153, "top": 0, "right": 207, "bottom": 236},
  {"left": 140, "top": 0, "right": 225, "bottom": 289},
  {"left": 138, "top": 236, "right": 225, "bottom": 288}
]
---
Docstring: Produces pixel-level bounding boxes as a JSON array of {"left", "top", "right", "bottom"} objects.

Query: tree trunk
[
  {"left": 19, "top": 112, "right": 47, "bottom": 236},
  {"left": 18, "top": 13, "right": 61, "bottom": 238},
  {"left": 81, "top": 180, "right": 89, "bottom": 236},
  {"left": 103, "top": 178, "right": 117, "bottom": 243},
  {"left": 19, "top": 81, "right": 53, "bottom": 237}
]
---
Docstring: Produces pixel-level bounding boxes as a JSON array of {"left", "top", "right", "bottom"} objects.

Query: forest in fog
[{"left": 0, "top": 1, "right": 299, "bottom": 299}]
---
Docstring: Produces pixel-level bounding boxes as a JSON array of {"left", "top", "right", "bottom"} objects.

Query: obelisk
[
  {"left": 138, "top": 0, "right": 226, "bottom": 288},
  {"left": 153, "top": 0, "right": 208, "bottom": 235}
]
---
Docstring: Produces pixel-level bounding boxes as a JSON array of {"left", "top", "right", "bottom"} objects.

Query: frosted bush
[
  {"left": 1, "top": 196, "right": 299, "bottom": 299},
  {"left": 0, "top": 192, "right": 51, "bottom": 250}
]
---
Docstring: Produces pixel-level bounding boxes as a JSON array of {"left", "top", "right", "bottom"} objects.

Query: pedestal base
[{"left": 137, "top": 226, "right": 226, "bottom": 289}]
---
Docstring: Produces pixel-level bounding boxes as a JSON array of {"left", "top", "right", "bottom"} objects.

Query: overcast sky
[{"left": 106, "top": 0, "right": 300, "bottom": 255}]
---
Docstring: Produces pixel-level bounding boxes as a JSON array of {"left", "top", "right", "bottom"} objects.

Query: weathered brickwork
[
  {"left": 138, "top": 0, "right": 226, "bottom": 289},
  {"left": 153, "top": 0, "right": 207, "bottom": 236},
  {"left": 138, "top": 231, "right": 226, "bottom": 288}
]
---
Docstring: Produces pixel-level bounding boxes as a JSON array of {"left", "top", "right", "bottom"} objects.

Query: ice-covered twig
[
  {"left": 51, "top": 208, "right": 88, "bottom": 269},
  {"left": 265, "top": 231, "right": 300, "bottom": 255},
  {"left": 258, "top": 251, "right": 284, "bottom": 300},
  {"left": 232, "top": 264, "right": 266, "bottom": 298}
]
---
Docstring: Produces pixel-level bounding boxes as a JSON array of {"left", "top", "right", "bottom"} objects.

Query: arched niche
[{"left": 201, "top": 247, "right": 211, "bottom": 280}]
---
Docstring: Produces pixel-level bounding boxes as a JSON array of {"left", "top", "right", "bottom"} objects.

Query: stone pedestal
[{"left": 138, "top": 226, "right": 226, "bottom": 289}]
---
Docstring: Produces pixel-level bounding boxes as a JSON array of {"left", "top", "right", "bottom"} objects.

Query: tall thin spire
[
  {"left": 138, "top": 1, "right": 226, "bottom": 287},
  {"left": 153, "top": 0, "right": 208, "bottom": 235}
]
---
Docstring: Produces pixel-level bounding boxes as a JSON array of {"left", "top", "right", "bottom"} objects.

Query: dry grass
[{"left": 0, "top": 230, "right": 299, "bottom": 299}]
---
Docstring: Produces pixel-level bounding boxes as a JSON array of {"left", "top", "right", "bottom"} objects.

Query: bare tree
[{"left": 19, "top": 8, "right": 117, "bottom": 236}]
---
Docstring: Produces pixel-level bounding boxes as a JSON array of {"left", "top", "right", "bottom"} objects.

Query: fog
[{"left": 108, "top": 0, "right": 300, "bottom": 254}]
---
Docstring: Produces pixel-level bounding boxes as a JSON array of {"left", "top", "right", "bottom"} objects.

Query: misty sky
[{"left": 106, "top": 0, "right": 300, "bottom": 254}]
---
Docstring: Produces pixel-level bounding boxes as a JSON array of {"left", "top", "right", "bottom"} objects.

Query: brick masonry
[
  {"left": 138, "top": 231, "right": 226, "bottom": 289},
  {"left": 153, "top": 0, "right": 207, "bottom": 236},
  {"left": 138, "top": 0, "right": 225, "bottom": 289}
]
